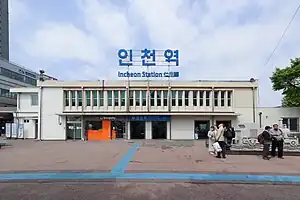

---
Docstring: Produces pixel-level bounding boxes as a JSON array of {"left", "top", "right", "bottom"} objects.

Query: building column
[
  {"left": 126, "top": 121, "right": 131, "bottom": 140},
  {"left": 145, "top": 121, "right": 152, "bottom": 139},
  {"left": 167, "top": 121, "right": 171, "bottom": 140}
]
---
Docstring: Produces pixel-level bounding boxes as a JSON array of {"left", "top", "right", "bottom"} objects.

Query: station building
[{"left": 9, "top": 79, "right": 300, "bottom": 140}]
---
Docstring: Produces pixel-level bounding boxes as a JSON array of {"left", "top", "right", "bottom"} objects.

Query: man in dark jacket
[{"left": 262, "top": 126, "right": 272, "bottom": 160}]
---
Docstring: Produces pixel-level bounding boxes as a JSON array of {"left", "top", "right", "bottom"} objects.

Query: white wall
[
  {"left": 40, "top": 87, "right": 66, "bottom": 140},
  {"left": 18, "top": 93, "right": 39, "bottom": 113},
  {"left": 23, "top": 119, "right": 36, "bottom": 139}
]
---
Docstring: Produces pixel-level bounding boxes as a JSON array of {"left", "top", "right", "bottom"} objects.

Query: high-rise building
[{"left": 0, "top": 0, "right": 9, "bottom": 60}]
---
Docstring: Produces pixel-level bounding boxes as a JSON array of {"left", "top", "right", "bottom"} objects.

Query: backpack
[{"left": 257, "top": 133, "right": 264, "bottom": 144}]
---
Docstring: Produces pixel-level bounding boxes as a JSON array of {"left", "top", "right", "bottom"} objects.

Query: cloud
[
  {"left": 22, "top": 23, "right": 102, "bottom": 65},
  {"left": 9, "top": 0, "right": 300, "bottom": 106}
]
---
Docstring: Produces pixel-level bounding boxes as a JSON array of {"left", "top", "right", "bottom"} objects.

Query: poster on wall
[
  {"left": 18, "top": 124, "right": 24, "bottom": 138},
  {"left": 11, "top": 123, "right": 17, "bottom": 138},
  {"left": 5, "top": 123, "right": 11, "bottom": 138}
]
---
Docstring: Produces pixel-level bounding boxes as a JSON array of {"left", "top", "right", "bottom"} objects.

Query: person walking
[
  {"left": 207, "top": 126, "right": 217, "bottom": 155},
  {"left": 261, "top": 126, "right": 272, "bottom": 160},
  {"left": 270, "top": 123, "right": 284, "bottom": 159},
  {"left": 215, "top": 123, "right": 226, "bottom": 159}
]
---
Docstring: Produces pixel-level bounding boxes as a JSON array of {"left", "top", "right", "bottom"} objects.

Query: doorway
[
  {"left": 66, "top": 122, "right": 82, "bottom": 140},
  {"left": 216, "top": 120, "right": 232, "bottom": 129},
  {"left": 111, "top": 120, "right": 126, "bottom": 139},
  {"left": 34, "top": 119, "right": 38, "bottom": 139},
  {"left": 130, "top": 121, "right": 145, "bottom": 139},
  {"left": 194, "top": 120, "right": 210, "bottom": 139},
  {"left": 152, "top": 121, "right": 167, "bottom": 139}
]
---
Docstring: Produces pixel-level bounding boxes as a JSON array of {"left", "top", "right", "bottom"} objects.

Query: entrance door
[
  {"left": 152, "top": 121, "right": 167, "bottom": 139},
  {"left": 66, "top": 122, "right": 82, "bottom": 140},
  {"left": 111, "top": 120, "right": 126, "bottom": 139},
  {"left": 216, "top": 120, "right": 231, "bottom": 129},
  {"left": 34, "top": 120, "right": 38, "bottom": 139},
  {"left": 130, "top": 121, "right": 145, "bottom": 139},
  {"left": 194, "top": 120, "right": 210, "bottom": 139}
]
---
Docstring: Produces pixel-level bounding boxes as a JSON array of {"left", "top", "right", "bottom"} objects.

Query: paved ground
[
  {"left": 0, "top": 182, "right": 300, "bottom": 200},
  {"left": 1, "top": 140, "right": 300, "bottom": 175},
  {"left": 0, "top": 140, "right": 132, "bottom": 172}
]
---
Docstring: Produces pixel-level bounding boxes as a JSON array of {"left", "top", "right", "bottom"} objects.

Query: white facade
[{"left": 9, "top": 79, "right": 300, "bottom": 140}]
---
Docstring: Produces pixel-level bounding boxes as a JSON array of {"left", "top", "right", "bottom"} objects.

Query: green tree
[{"left": 270, "top": 58, "right": 300, "bottom": 107}]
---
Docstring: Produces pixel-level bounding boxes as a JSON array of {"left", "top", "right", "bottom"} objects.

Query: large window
[
  {"left": 157, "top": 91, "right": 162, "bottom": 106},
  {"left": 92, "top": 90, "right": 97, "bottom": 106},
  {"left": 206, "top": 91, "right": 210, "bottom": 106},
  {"left": 184, "top": 90, "right": 189, "bottom": 106},
  {"left": 193, "top": 91, "right": 197, "bottom": 106},
  {"left": 31, "top": 94, "right": 38, "bottom": 106},
  {"left": 163, "top": 91, "right": 168, "bottom": 106},
  {"left": 171, "top": 91, "right": 176, "bottom": 106},
  {"left": 129, "top": 91, "right": 134, "bottom": 106},
  {"left": 227, "top": 91, "right": 232, "bottom": 107},
  {"left": 107, "top": 90, "right": 113, "bottom": 106},
  {"left": 121, "top": 91, "right": 126, "bottom": 106},
  {"left": 99, "top": 91, "right": 104, "bottom": 106},
  {"left": 85, "top": 91, "right": 91, "bottom": 106},
  {"left": 214, "top": 91, "right": 219, "bottom": 107},
  {"left": 142, "top": 91, "right": 147, "bottom": 106},
  {"left": 200, "top": 91, "right": 204, "bottom": 106},
  {"left": 135, "top": 90, "right": 140, "bottom": 106},
  {"left": 114, "top": 90, "right": 119, "bottom": 106},
  {"left": 221, "top": 91, "right": 225, "bottom": 107},
  {"left": 77, "top": 91, "right": 82, "bottom": 106},
  {"left": 282, "top": 118, "right": 299, "bottom": 132},
  {"left": 64, "top": 91, "right": 69, "bottom": 106},
  {"left": 71, "top": 91, "right": 76, "bottom": 106},
  {"left": 150, "top": 91, "right": 155, "bottom": 106},
  {"left": 178, "top": 91, "right": 183, "bottom": 106}
]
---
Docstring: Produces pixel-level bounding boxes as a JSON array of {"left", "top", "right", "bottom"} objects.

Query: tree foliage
[{"left": 270, "top": 58, "right": 300, "bottom": 107}]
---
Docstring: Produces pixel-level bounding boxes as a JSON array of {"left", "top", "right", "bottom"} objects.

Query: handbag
[{"left": 213, "top": 132, "right": 222, "bottom": 152}]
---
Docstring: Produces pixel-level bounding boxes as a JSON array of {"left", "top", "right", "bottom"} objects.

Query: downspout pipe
[
  {"left": 38, "top": 86, "right": 43, "bottom": 140},
  {"left": 252, "top": 87, "right": 256, "bottom": 123}
]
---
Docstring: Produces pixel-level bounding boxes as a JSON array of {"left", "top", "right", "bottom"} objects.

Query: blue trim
[
  {"left": 1, "top": 172, "right": 300, "bottom": 183},
  {"left": 111, "top": 143, "right": 139, "bottom": 174}
]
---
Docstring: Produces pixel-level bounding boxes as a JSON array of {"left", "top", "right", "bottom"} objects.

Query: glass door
[{"left": 66, "top": 122, "right": 82, "bottom": 140}]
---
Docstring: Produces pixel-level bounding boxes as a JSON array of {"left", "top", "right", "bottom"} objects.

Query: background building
[{"left": 0, "top": 0, "right": 9, "bottom": 60}]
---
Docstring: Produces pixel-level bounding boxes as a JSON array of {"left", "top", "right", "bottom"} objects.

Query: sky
[{"left": 8, "top": 0, "right": 300, "bottom": 107}]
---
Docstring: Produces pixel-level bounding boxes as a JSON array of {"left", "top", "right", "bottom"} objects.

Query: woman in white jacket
[{"left": 207, "top": 126, "right": 217, "bottom": 155}]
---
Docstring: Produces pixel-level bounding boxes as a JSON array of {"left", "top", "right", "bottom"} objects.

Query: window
[
  {"left": 157, "top": 91, "right": 162, "bottom": 106},
  {"left": 178, "top": 91, "right": 183, "bottom": 106},
  {"left": 107, "top": 90, "right": 112, "bottom": 106},
  {"left": 150, "top": 91, "right": 155, "bottom": 106},
  {"left": 199, "top": 91, "right": 204, "bottom": 106},
  {"left": 85, "top": 91, "right": 91, "bottom": 106},
  {"left": 121, "top": 91, "right": 126, "bottom": 106},
  {"left": 184, "top": 90, "right": 189, "bottom": 106},
  {"left": 31, "top": 94, "right": 38, "bottom": 106},
  {"left": 227, "top": 91, "right": 232, "bottom": 107},
  {"left": 142, "top": 91, "right": 147, "bottom": 106},
  {"left": 282, "top": 118, "right": 299, "bottom": 132},
  {"left": 92, "top": 90, "right": 97, "bottom": 106},
  {"left": 163, "top": 91, "right": 168, "bottom": 106},
  {"left": 135, "top": 90, "right": 140, "bottom": 106},
  {"left": 206, "top": 91, "right": 210, "bottom": 106},
  {"left": 114, "top": 90, "right": 119, "bottom": 106},
  {"left": 64, "top": 91, "right": 69, "bottom": 106},
  {"left": 87, "top": 121, "right": 102, "bottom": 130},
  {"left": 129, "top": 91, "right": 134, "bottom": 106},
  {"left": 77, "top": 91, "right": 82, "bottom": 106},
  {"left": 214, "top": 91, "right": 219, "bottom": 107},
  {"left": 171, "top": 91, "right": 176, "bottom": 106},
  {"left": 99, "top": 91, "right": 104, "bottom": 106},
  {"left": 192, "top": 91, "right": 197, "bottom": 106},
  {"left": 221, "top": 91, "right": 225, "bottom": 107},
  {"left": 71, "top": 91, "right": 76, "bottom": 106}
]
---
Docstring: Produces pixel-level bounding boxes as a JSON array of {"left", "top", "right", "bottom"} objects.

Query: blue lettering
[
  {"left": 118, "top": 49, "right": 133, "bottom": 66},
  {"left": 164, "top": 49, "right": 179, "bottom": 66},
  {"left": 141, "top": 49, "right": 156, "bottom": 66}
]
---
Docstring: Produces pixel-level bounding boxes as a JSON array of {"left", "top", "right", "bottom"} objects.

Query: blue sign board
[
  {"left": 118, "top": 49, "right": 179, "bottom": 67},
  {"left": 128, "top": 116, "right": 171, "bottom": 121}
]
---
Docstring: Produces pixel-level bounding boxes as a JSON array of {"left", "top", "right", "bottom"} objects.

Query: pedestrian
[
  {"left": 225, "top": 127, "right": 235, "bottom": 150},
  {"left": 214, "top": 123, "right": 226, "bottom": 159},
  {"left": 207, "top": 126, "right": 217, "bottom": 155},
  {"left": 261, "top": 125, "right": 272, "bottom": 160},
  {"left": 270, "top": 123, "right": 284, "bottom": 159}
]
